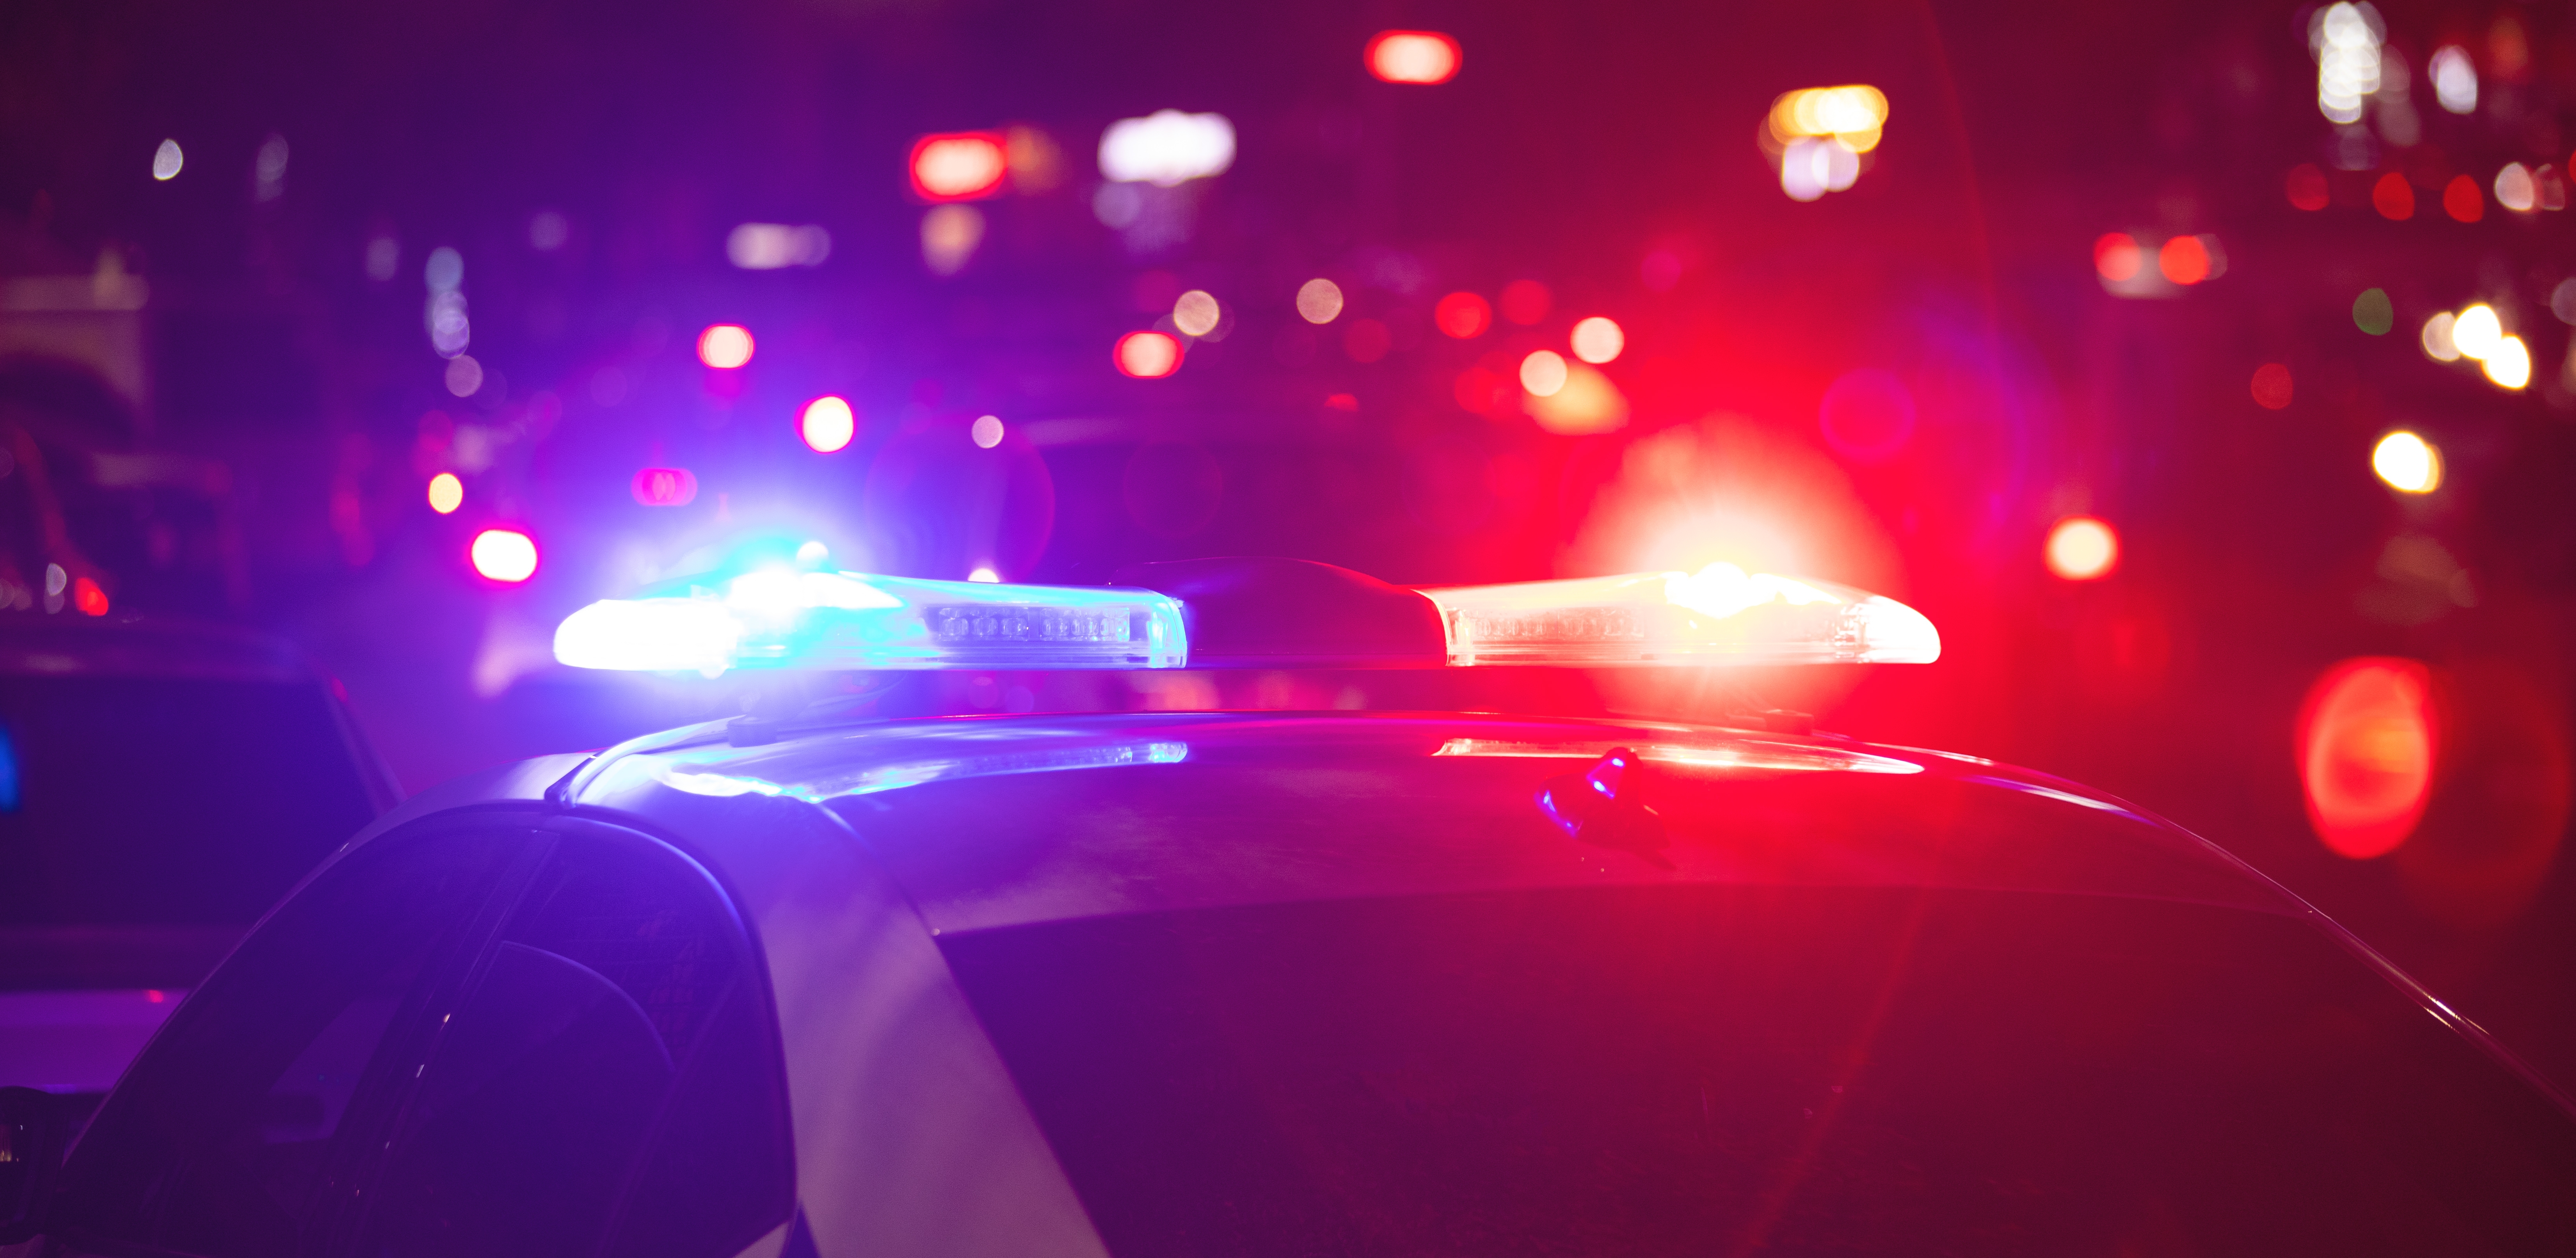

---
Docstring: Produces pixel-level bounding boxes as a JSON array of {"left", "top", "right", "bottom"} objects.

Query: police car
[{"left": 5, "top": 557, "right": 2573, "bottom": 1257}]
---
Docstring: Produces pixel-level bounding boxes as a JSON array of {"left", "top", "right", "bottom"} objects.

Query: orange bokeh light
[
  {"left": 2044, "top": 516, "right": 2119, "bottom": 581},
  {"left": 426, "top": 471, "right": 463, "bottom": 514},
  {"left": 1365, "top": 30, "right": 1461, "bottom": 84},
  {"left": 1115, "top": 330, "right": 1182, "bottom": 378},
  {"left": 2092, "top": 233, "right": 2141, "bottom": 281},
  {"left": 2157, "top": 235, "right": 2210, "bottom": 284},
  {"left": 2299, "top": 658, "right": 2436, "bottom": 858},
  {"left": 2372, "top": 172, "right": 2416, "bottom": 220},
  {"left": 1434, "top": 291, "right": 1492, "bottom": 339}
]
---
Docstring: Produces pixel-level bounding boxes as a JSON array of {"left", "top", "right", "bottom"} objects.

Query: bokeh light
[
  {"left": 2299, "top": 657, "right": 2435, "bottom": 859},
  {"left": 2443, "top": 174, "right": 2482, "bottom": 222},
  {"left": 1295, "top": 278, "right": 1344, "bottom": 324},
  {"left": 72, "top": 577, "right": 108, "bottom": 617},
  {"left": 2352, "top": 288, "right": 2393, "bottom": 335},
  {"left": 2451, "top": 304, "right": 2501, "bottom": 359},
  {"left": 1499, "top": 280, "right": 1550, "bottom": 325},
  {"left": 2421, "top": 311, "right": 2460, "bottom": 361},
  {"left": 1766, "top": 85, "right": 1888, "bottom": 153},
  {"left": 1817, "top": 369, "right": 1916, "bottom": 462},
  {"left": 2157, "top": 235, "right": 2211, "bottom": 284},
  {"left": 2286, "top": 163, "right": 2329, "bottom": 210},
  {"left": 727, "top": 223, "right": 831, "bottom": 269},
  {"left": 1520, "top": 350, "right": 1568, "bottom": 397},
  {"left": 971, "top": 414, "right": 1005, "bottom": 448},
  {"left": 2497, "top": 163, "right": 2538, "bottom": 212},
  {"left": 1173, "top": 290, "right": 1221, "bottom": 337},
  {"left": 470, "top": 529, "right": 539, "bottom": 583},
  {"left": 800, "top": 396, "right": 855, "bottom": 453},
  {"left": 426, "top": 473, "right": 463, "bottom": 515},
  {"left": 1570, "top": 316, "right": 1624, "bottom": 364},
  {"left": 2044, "top": 516, "right": 2119, "bottom": 581},
  {"left": 1098, "top": 110, "right": 1236, "bottom": 186},
  {"left": 2092, "top": 233, "right": 2141, "bottom": 281},
  {"left": 968, "top": 567, "right": 1001, "bottom": 583},
  {"left": 2373, "top": 430, "right": 2441, "bottom": 493},
  {"left": 921, "top": 204, "right": 985, "bottom": 276},
  {"left": 1434, "top": 291, "right": 1491, "bottom": 338},
  {"left": 1779, "top": 137, "right": 1860, "bottom": 201},
  {"left": 909, "top": 131, "right": 1008, "bottom": 201},
  {"left": 2372, "top": 172, "right": 2414, "bottom": 220},
  {"left": 2430, "top": 44, "right": 2478, "bottom": 113},
  {"left": 1524, "top": 362, "right": 1630, "bottom": 435},
  {"left": 2314, "top": 2, "right": 2380, "bottom": 124},
  {"left": 2250, "top": 362, "right": 2293, "bottom": 409},
  {"left": 2484, "top": 335, "right": 2532, "bottom": 389},
  {"left": 697, "top": 324, "right": 754, "bottom": 369},
  {"left": 151, "top": 139, "right": 182, "bottom": 181},
  {"left": 1116, "top": 330, "right": 1182, "bottom": 378},
  {"left": 443, "top": 354, "right": 484, "bottom": 398},
  {"left": 1365, "top": 30, "right": 1461, "bottom": 84},
  {"left": 1343, "top": 318, "right": 1390, "bottom": 362},
  {"left": 629, "top": 467, "right": 698, "bottom": 507}
]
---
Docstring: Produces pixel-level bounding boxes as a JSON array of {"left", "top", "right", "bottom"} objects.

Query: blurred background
[{"left": 2, "top": 0, "right": 2572, "bottom": 1082}]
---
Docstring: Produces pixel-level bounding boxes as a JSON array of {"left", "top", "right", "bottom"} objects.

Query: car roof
[{"left": 406, "top": 710, "right": 2304, "bottom": 929}]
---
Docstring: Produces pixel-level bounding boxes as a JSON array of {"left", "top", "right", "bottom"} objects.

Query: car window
[
  {"left": 0, "top": 675, "right": 380, "bottom": 990},
  {"left": 56, "top": 819, "right": 793, "bottom": 1258},
  {"left": 943, "top": 884, "right": 2576, "bottom": 1258}
]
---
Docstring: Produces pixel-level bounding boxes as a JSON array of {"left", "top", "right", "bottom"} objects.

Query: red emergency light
[
  {"left": 910, "top": 131, "right": 1009, "bottom": 202},
  {"left": 632, "top": 467, "right": 699, "bottom": 507}
]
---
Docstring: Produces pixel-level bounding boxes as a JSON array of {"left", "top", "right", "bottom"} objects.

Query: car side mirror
[{"left": 0, "top": 1087, "right": 67, "bottom": 1244}]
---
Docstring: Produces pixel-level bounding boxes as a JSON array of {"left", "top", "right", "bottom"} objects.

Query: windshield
[
  {"left": 943, "top": 884, "right": 2576, "bottom": 1258},
  {"left": 0, "top": 675, "right": 378, "bottom": 988}
]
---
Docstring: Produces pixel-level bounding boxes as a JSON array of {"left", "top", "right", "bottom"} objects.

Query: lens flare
[
  {"left": 471, "top": 529, "right": 539, "bottom": 583},
  {"left": 2372, "top": 430, "right": 2441, "bottom": 493},
  {"left": 2299, "top": 657, "right": 2435, "bottom": 858},
  {"left": 426, "top": 472, "right": 463, "bottom": 515},
  {"left": 2045, "top": 517, "right": 2119, "bottom": 580}
]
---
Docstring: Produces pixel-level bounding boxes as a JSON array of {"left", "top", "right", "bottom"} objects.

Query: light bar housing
[
  {"left": 1420, "top": 564, "right": 1939, "bottom": 666},
  {"left": 554, "top": 570, "right": 1187, "bottom": 673},
  {"left": 552, "top": 558, "right": 1938, "bottom": 674}
]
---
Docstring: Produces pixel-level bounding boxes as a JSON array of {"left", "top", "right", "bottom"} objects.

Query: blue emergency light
[{"left": 553, "top": 556, "right": 1939, "bottom": 674}]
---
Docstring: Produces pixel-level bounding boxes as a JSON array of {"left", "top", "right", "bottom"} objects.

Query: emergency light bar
[{"left": 552, "top": 558, "right": 1939, "bottom": 674}]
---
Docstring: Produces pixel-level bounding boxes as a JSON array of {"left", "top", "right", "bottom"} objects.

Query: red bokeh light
[
  {"left": 2157, "top": 235, "right": 2210, "bottom": 284},
  {"left": 2250, "top": 362, "right": 2293, "bottom": 409},
  {"left": 1365, "top": 30, "right": 1461, "bottom": 84},
  {"left": 697, "top": 324, "right": 754, "bottom": 369},
  {"left": 1115, "top": 330, "right": 1182, "bottom": 378},
  {"left": 800, "top": 396, "right": 856, "bottom": 453},
  {"left": 1499, "top": 279, "right": 1551, "bottom": 325},
  {"left": 2443, "top": 174, "right": 2483, "bottom": 222},
  {"left": 1434, "top": 291, "right": 1492, "bottom": 339},
  {"left": 2092, "top": 233, "right": 2141, "bottom": 281},
  {"left": 909, "top": 131, "right": 1008, "bottom": 202},
  {"left": 71, "top": 576, "right": 107, "bottom": 617},
  {"left": 470, "top": 529, "right": 539, "bottom": 583},
  {"left": 2299, "top": 657, "right": 2436, "bottom": 859},
  {"left": 2372, "top": 172, "right": 2416, "bottom": 220},
  {"left": 631, "top": 466, "right": 698, "bottom": 507},
  {"left": 2286, "top": 163, "right": 2329, "bottom": 210}
]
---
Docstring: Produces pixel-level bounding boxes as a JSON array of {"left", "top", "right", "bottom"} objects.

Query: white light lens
[
  {"left": 556, "top": 570, "right": 1189, "bottom": 674},
  {"left": 1419, "top": 563, "right": 1940, "bottom": 666},
  {"left": 1099, "top": 110, "right": 1236, "bottom": 186}
]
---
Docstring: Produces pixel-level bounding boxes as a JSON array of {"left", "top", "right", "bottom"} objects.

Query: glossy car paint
[{"left": 269, "top": 709, "right": 2570, "bottom": 1258}]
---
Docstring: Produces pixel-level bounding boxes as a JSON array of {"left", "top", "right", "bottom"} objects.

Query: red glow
[
  {"left": 2299, "top": 658, "right": 2436, "bottom": 859},
  {"left": 2092, "top": 233, "right": 2141, "bottom": 281},
  {"left": 2044, "top": 516, "right": 2118, "bottom": 581},
  {"left": 71, "top": 577, "right": 107, "bottom": 617},
  {"left": 909, "top": 131, "right": 1008, "bottom": 202},
  {"left": 2157, "top": 235, "right": 2210, "bottom": 284},
  {"left": 1434, "top": 291, "right": 1492, "bottom": 338},
  {"left": 145, "top": 989, "right": 164, "bottom": 1003},
  {"left": 1324, "top": 393, "right": 1359, "bottom": 412},
  {"left": 1115, "top": 330, "right": 1182, "bottom": 378},
  {"left": 2443, "top": 174, "right": 2483, "bottom": 222},
  {"left": 1499, "top": 280, "right": 1551, "bottom": 325},
  {"left": 2286, "top": 163, "right": 2329, "bottom": 211},
  {"left": 2373, "top": 172, "right": 2416, "bottom": 220},
  {"left": 697, "top": 324, "right": 754, "bottom": 369},
  {"left": 470, "top": 529, "right": 539, "bottom": 583},
  {"left": 631, "top": 466, "right": 698, "bottom": 507},
  {"left": 1365, "top": 30, "right": 1461, "bottom": 84}
]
